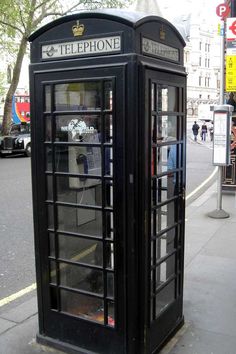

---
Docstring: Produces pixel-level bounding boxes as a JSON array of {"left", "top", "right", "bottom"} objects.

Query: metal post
[{"left": 208, "top": 20, "right": 229, "bottom": 219}]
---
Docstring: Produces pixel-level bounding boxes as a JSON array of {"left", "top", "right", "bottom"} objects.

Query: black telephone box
[{"left": 29, "top": 9, "right": 186, "bottom": 354}]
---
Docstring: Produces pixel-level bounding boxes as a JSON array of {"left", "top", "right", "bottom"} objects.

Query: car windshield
[{"left": 10, "top": 124, "right": 30, "bottom": 135}]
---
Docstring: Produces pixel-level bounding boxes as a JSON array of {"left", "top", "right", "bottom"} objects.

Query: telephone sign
[{"left": 216, "top": 3, "right": 230, "bottom": 19}]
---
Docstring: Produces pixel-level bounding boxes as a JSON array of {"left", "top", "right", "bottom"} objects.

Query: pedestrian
[
  {"left": 227, "top": 92, "right": 236, "bottom": 111},
  {"left": 201, "top": 121, "right": 208, "bottom": 141},
  {"left": 192, "top": 121, "right": 200, "bottom": 142},
  {"left": 209, "top": 121, "right": 214, "bottom": 141}
]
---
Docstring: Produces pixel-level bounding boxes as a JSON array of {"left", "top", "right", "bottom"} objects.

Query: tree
[{"left": 0, "top": 0, "right": 132, "bottom": 135}]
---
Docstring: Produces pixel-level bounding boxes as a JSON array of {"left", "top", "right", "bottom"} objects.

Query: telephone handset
[{"left": 76, "top": 153, "right": 88, "bottom": 176}]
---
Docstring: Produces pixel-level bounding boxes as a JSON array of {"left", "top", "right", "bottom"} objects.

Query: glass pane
[
  {"left": 156, "top": 201, "right": 176, "bottom": 233},
  {"left": 49, "top": 232, "right": 55, "bottom": 257},
  {"left": 57, "top": 176, "right": 102, "bottom": 206},
  {"left": 104, "top": 81, "right": 113, "bottom": 110},
  {"left": 154, "top": 115, "right": 177, "bottom": 142},
  {"left": 151, "top": 83, "right": 156, "bottom": 111},
  {"left": 108, "top": 302, "right": 115, "bottom": 327},
  {"left": 104, "top": 147, "right": 113, "bottom": 176},
  {"left": 155, "top": 145, "right": 178, "bottom": 175},
  {"left": 105, "top": 114, "right": 113, "bottom": 143},
  {"left": 45, "top": 116, "right": 52, "bottom": 141},
  {"left": 155, "top": 279, "right": 175, "bottom": 317},
  {"left": 47, "top": 204, "right": 54, "bottom": 229},
  {"left": 60, "top": 290, "right": 104, "bottom": 323},
  {"left": 107, "top": 272, "right": 114, "bottom": 298},
  {"left": 160, "top": 87, "right": 168, "bottom": 111},
  {"left": 105, "top": 212, "right": 114, "bottom": 239},
  {"left": 49, "top": 260, "right": 56, "bottom": 284},
  {"left": 154, "top": 232, "right": 176, "bottom": 263},
  {"left": 46, "top": 175, "right": 53, "bottom": 201},
  {"left": 106, "top": 243, "right": 114, "bottom": 270},
  {"left": 156, "top": 146, "right": 167, "bottom": 174},
  {"left": 44, "top": 85, "right": 51, "bottom": 111},
  {"left": 151, "top": 116, "right": 156, "bottom": 143},
  {"left": 45, "top": 146, "right": 53, "bottom": 172},
  {"left": 55, "top": 146, "right": 102, "bottom": 176},
  {"left": 55, "top": 115, "right": 101, "bottom": 142},
  {"left": 152, "top": 174, "right": 178, "bottom": 206},
  {"left": 55, "top": 82, "right": 102, "bottom": 111},
  {"left": 58, "top": 235, "right": 103, "bottom": 267},
  {"left": 57, "top": 205, "right": 103, "bottom": 237},
  {"left": 105, "top": 180, "right": 113, "bottom": 207},
  {"left": 158, "top": 86, "right": 178, "bottom": 112},
  {"left": 59, "top": 262, "right": 103, "bottom": 295}
]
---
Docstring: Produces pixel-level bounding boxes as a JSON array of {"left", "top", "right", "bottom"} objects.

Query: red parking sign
[{"left": 216, "top": 3, "right": 230, "bottom": 19}]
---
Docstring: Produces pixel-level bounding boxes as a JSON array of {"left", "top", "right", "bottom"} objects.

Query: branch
[
  {"left": 0, "top": 20, "right": 24, "bottom": 36},
  {"left": 18, "top": 7, "right": 26, "bottom": 32},
  {"left": 34, "top": 0, "right": 58, "bottom": 13},
  {"left": 32, "top": 11, "right": 63, "bottom": 28}
]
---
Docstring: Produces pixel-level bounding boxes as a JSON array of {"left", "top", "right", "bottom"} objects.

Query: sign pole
[{"left": 208, "top": 19, "right": 230, "bottom": 219}]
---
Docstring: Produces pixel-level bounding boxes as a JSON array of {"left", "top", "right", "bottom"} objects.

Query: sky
[{"left": 157, "top": 0, "right": 223, "bottom": 24}]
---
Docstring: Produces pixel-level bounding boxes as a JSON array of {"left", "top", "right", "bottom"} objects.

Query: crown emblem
[
  {"left": 160, "top": 26, "right": 165, "bottom": 40},
  {"left": 72, "top": 21, "right": 85, "bottom": 37}
]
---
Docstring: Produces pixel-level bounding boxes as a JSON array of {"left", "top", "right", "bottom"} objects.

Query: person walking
[
  {"left": 201, "top": 121, "right": 208, "bottom": 141},
  {"left": 209, "top": 121, "right": 214, "bottom": 141},
  {"left": 192, "top": 121, "right": 200, "bottom": 142},
  {"left": 227, "top": 92, "right": 236, "bottom": 111}
]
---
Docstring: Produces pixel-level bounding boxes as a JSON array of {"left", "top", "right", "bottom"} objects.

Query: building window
[
  {"left": 208, "top": 95, "right": 210, "bottom": 99},
  {"left": 199, "top": 42, "right": 202, "bottom": 50},
  {"left": 205, "top": 58, "right": 208, "bottom": 67},
  {"left": 199, "top": 57, "right": 202, "bottom": 66},
  {"left": 184, "top": 51, "right": 189, "bottom": 63},
  {"left": 205, "top": 43, "right": 208, "bottom": 52},
  {"left": 208, "top": 59, "right": 210, "bottom": 67},
  {"left": 199, "top": 94, "right": 202, "bottom": 99},
  {"left": 199, "top": 77, "right": 202, "bottom": 86},
  {"left": 205, "top": 77, "right": 210, "bottom": 87}
]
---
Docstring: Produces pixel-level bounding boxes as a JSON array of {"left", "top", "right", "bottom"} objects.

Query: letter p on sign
[{"left": 216, "top": 3, "right": 230, "bottom": 19}]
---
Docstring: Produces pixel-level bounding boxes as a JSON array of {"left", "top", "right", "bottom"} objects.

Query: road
[
  {"left": 186, "top": 137, "right": 214, "bottom": 195},
  {"left": 0, "top": 138, "right": 215, "bottom": 304}
]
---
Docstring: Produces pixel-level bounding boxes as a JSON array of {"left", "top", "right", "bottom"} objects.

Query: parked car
[{"left": 0, "top": 122, "right": 31, "bottom": 157}]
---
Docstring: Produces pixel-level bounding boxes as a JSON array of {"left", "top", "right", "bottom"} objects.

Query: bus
[{"left": 12, "top": 94, "right": 30, "bottom": 124}]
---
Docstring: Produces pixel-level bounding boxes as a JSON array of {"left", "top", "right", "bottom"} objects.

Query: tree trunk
[{"left": 1, "top": 36, "right": 28, "bottom": 135}]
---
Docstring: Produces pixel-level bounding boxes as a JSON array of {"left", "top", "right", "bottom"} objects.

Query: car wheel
[{"left": 25, "top": 143, "right": 31, "bottom": 157}]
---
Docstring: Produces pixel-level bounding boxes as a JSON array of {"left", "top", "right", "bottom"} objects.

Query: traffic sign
[
  {"left": 226, "top": 18, "right": 236, "bottom": 40},
  {"left": 216, "top": 3, "right": 230, "bottom": 19},
  {"left": 226, "top": 55, "right": 236, "bottom": 91}
]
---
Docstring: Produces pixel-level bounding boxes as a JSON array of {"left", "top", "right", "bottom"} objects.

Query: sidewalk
[{"left": 0, "top": 184, "right": 236, "bottom": 354}]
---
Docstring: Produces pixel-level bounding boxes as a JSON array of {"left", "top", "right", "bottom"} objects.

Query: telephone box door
[
  {"left": 144, "top": 69, "right": 186, "bottom": 352},
  {"left": 32, "top": 66, "right": 126, "bottom": 353}
]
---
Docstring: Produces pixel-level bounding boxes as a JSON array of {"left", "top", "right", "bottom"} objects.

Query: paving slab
[
  {"left": 161, "top": 322, "right": 236, "bottom": 354},
  {"left": 1, "top": 296, "right": 37, "bottom": 323},
  {"left": 0, "top": 318, "right": 15, "bottom": 335}
]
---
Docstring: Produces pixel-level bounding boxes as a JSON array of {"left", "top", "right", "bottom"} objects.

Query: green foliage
[
  {"left": 76, "top": 0, "right": 133, "bottom": 9},
  {"left": 0, "top": 72, "right": 7, "bottom": 97},
  {"left": 0, "top": 0, "right": 135, "bottom": 134}
]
